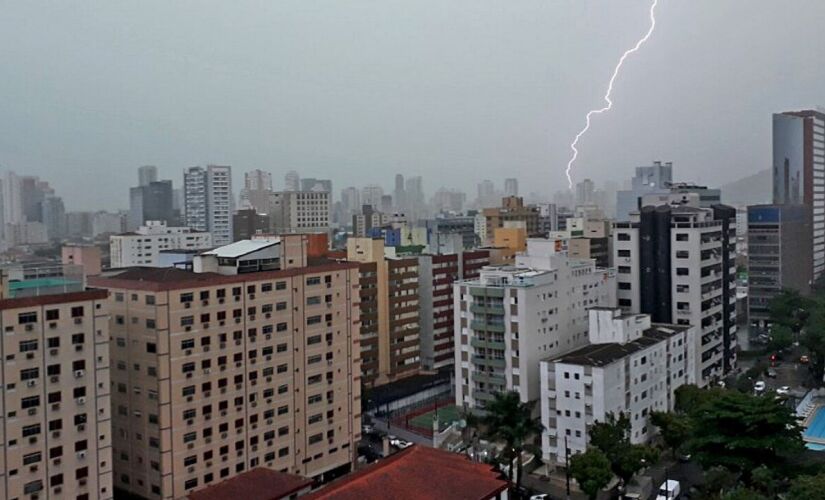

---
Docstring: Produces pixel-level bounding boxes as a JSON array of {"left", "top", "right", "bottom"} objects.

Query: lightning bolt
[{"left": 564, "top": 0, "right": 660, "bottom": 189}]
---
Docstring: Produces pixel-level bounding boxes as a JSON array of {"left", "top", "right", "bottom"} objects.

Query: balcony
[
  {"left": 470, "top": 320, "right": 505, "bottom": 333},
  {"left": 470, "top": 304, "right": 506, "bottom": 315},
  {"left": 470, "top": 338, "right": 506, "bottom": 350},
  {"left": 472, "top": 371, "right": 506, "bottom": 386},
  {"left": 471, "top": 355, "right": 506, "bottom": 368}
]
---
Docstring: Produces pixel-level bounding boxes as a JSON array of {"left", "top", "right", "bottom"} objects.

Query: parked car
[
  {"left": 754, "top": 381, "right": 767, "bottom": 393},
  {"left": 776, "top": 386, "right": 791, "bottom": 396},
  {"left": 800, "top": 355, "right": 810, "bottom": 364},
  {"left": 362, "top": 424, "right": 374, "bottom": 434},
  {"left": 390, "top": 438, "right": 412, "bottom": 449},
  {"left": 656, "top": 479, "right": 681, "bottom": 500},
  {"left": 766, "top": 368, "right": 778, "bottom": 378}
]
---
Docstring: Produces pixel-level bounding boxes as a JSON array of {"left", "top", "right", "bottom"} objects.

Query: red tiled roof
[
  {"left": 187, "top": 468, "right": 312, "bottom": 500},
  {"left": 306, "top": 446, "right": 508, "bottom": 500}
]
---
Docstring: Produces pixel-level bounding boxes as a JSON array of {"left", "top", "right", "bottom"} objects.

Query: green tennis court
[{"left": 408, "top": 404, "right": 462, "bottom": 430}]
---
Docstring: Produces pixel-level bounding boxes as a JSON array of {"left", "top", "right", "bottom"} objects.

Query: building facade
[
  {"left": 89, "top": 262, "right": 362, "bottom": 499},
  {"left": 772, "top": 110, "right": 825, "bottom": 283},
  {"left": 269, "top": 191, "right": 330, "bottom": 235},
  {"left": 454, "top": 240, "right": 615, "bottom": 409},
  {"left": 613, "top": 204, "right": 737, "bottom": 386},
  {"left": 747, "top": 204, "right": 812, "bottom": 329},
  {"left": 616, "top": 161, "right": 674, "bottom": 221},
  {"left": 540, "top": 308, "right": 695, "bottom": 464},
  {"left": 184, "top": 166, "right": 233, "bottom": 246},
  {"left": 110, "top": 221, "right": 213, "bottom": 268},
  {"left": 0, "top": 279, "right": 114, "bottom": 499}
]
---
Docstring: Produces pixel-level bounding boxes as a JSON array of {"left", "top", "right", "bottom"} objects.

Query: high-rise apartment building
[
  {"left": 476, "top": 180, "right": 497, "bottom": 208},
  {"left": 138, "top": 166, "right": 158, "bottom": 187},
  {"left": 239, "top": 170, "right": 273, "bottom": 214},
  {"left": 284, "top": 171, "right": 300, "bottom": 192},
  {"left": 772, "top": 110, "right": 825, "bottom": 282},
  {"left": 129, "top": 180, "right": 177, "bottom": 231},
  {"left": 747, "top": 204, "right": 812, "bottom": 329},
  {"left": 613, "top": 204, "right": 737, "bottom": 386},
  {"left": 504, "top": 178, "right": 519, "bottom": 198},
  {"left": 552, "top": 217, "right": 612, "bottom": 269},
  {"left": 616, "top": 161, "right": 674, "bottom": 220},
  {"left": 454, "top": 239, "right": 615, "bottom": 409},
  {"left": 347, "top": 238, "right": 420, "bottom": 387},
  {"left": 184, "top": 166, "right": 233, "bottom": 246},
  {"left": 232, "top": 209, "right": 271, "bottom": 241},
  {"left": 89, "top": 259, "right": 362, "bottom": 498},
  {"left": 540, "top": 308, "right": 695, "bottom": 464},
  {"left": 0, "top": 265, "right": 114, "bottom": 500},
  {"left": 575, "top": 178, "right": 595, "bottom": 206},
  {"left": 417, "top": 250, "right": 490, "bottom": 371},
  {"left": 360, "top": 185, "right": 384, "bottom": 211},
  {"left": 300, "top": 178, "right": 332, "bottom": 194},
  {"left": 268, "top": 191, "right": 330, "bottom": 235}
]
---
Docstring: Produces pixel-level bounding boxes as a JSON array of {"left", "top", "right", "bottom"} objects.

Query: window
[
  {"left": 261, "top": 283, "right": 273, "bottom": 292},
  {"left": 146, "top": 343, "right": 157, "bottom": 354},
  {"left": 617, "top": 249, "right": 631, "bottom": 257},
  {"left": 181, "top": 339, "right": 195, "bottom": 350},
  {"left": 676, "top": 268, "right": 689, "bottom": 276},
  {"left": 306, "top": 276, "right": 321, "bottom": 286},
  {"left": 676, "top": 233, "right": 689, "bottom": 241},
  {"left": 18, "top": 312, "right": 37, "bottom": 324},
  {"left": 307, "top": 296, "right": 322, "bottom": 305},
  {"left": 618, "top": 266, "right": 631, "bottom": 274},
  {"left": 181, "top": 316, "right": 195, "bottom": 327},
  {"left": 276, "top": 301, "right": 287, "bottom": 311},
  {"left": 618, "top": 233, "right": 631, "bottom": 241},
  {"left": 46, "top": 309, "right": 59, "bottom": 321},
  {"left": 22, "top": 424, "right": 41, "bottom": 437},
  {"left": 308, "top": 433, "right": 323, "bottom": 445},
  {"left": 71, "top": 333, "right": 85, "bottom": 345},
  {"left": 307, "top": 315, "right": 322, "bottom": 325},
  {"left": 180, "top": 293, "right": 194, "bottom": 303},
  {"left": 618, "top": 282, "right": 631, "bottom": 290},
  {"left": 47, "top": 337, "right": 59, "bottom": 348},
  {"left": 676, "top": 250, "right": 689, "bottom": 259},
  {"left": 22, "top": 396, "right": 40, "bottom": 409},
  {"left": 307, "top": 335, "right": 321, "bottom": 345},
  {"left": 71, "top": 306, "right": 84, "bottom": 318},
  {"left": 276, "top": 281, "right": 287, "bottom": 290},
  {"left": 146, "top": 295, "right": 156, "bottom": 305},
  {"left": 19, "top": 340, "right": 38, "bottom": 352}
]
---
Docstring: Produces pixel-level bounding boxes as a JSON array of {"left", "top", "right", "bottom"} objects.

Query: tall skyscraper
[
  {"left": 128, "top": 180, "right": 176, "bottom": 231},
  {"left": 138, "top": 165, "right": 158, "bottom": 187},
  {"left": 615, "top": 161, "right": 674, "bottom": 220},
  {"left": 300, "top": 178, "right": 332, "bottom": 194},
  {"left": 284, "top": 170, "right": 300, "bottom": 191},
  {"left": 361, "top": 184, "right": 383, "bottom": 210},
  {"left": 476, "top": 180, "right": 496, "bottom": 208},
  {"left": 504, "top": 178, "right": 518, "bottom": 197},
  {"left": 404, "top": 176, "right": 424, "bottom": 220},
  {"left": 3, "top": 171, "right": 25, "bottom": 226},
  {"left": 575, "top": 178, "right": 595, "bottom": 206},
  {"left": 184, "top": 165, "right": 233, "bottom": 245},
  {"left": 240, "top": 169, "right": 273, "bottom": 213},
  {"left": 772, "top": 110, "right": 825, "bottom": 282},
  {"left": 393, "top": 174, "right": 406, "bottom": 211}
]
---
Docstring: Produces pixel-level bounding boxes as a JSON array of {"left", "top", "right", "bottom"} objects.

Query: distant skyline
[{"left": 2, "top": 1, "right": 824, "bottom": 210}]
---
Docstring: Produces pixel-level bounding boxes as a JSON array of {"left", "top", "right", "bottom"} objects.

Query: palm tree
[{"left": 466, "top": 391, "right": 545, "bottom": 494}]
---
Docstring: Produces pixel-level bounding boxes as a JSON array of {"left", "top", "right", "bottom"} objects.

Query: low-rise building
[
  {"left": 540, "top": 308, "right": 695, "bottom": 464},
  {"left": 109, "top": 221, "right": 213, "bottom": 268}
]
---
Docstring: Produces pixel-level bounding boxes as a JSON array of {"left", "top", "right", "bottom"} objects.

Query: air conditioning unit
[
  {"left": 234, "top": 318, "right": 241, "bottom": 324},
  {"left": 202, "top": 300, "right": 209, "bottom": 306},
  {"left": 51, "top": 403, "right": 60, "bottom": 411},
  {"left": 27, "top": 379, "right": 37, "bottom": 387},
  {"left": 203, "top": 346, "right": 210, "bottom": 352},
  {"left": 76, "top": 451, "right": 86, "bottom": 459},
  {"left": 50, "top": 376, "right": 59, "bottom": 383},
  {"left": 54, "top": 487, "right": 62, "bottom": 494},
  {"left": 185, "top": 349, "right": 192, "bottom": 355},
  {"left": 74, "top": 317, "right": 83, "bottom": 324},
  {"left": 76, "top": 397, "right": 86, "bottom": 405},
  {"left": 184, "top": 302, "right": 191, "bottom": 309},
  {"left": 50, "top": 348, "right": 58, "bottom": 356},
  {"left": 28, "top": 408, "right": 37, "bottom": 416},
  {"left": 187, "top": 419, "right": 194, "bottom": 425},
  {"left": 219, "top": 298, "right": 225, "bottom": 304},
  {"left": 249, "top": 315, "right": 256, "bottom": 321},
  {"left": 77, "top": 424, "right": 85, "bottom": 431},
  {"left": 235, "top": 340, "right": 241, "bottom": 346},
  {"left": 29, "top": 436, "right": 37, "bottom": 444},
  {"left": 188, "top": 466, "right": 195, "bottom": 473},
  {"left": 79, "top": 478, "right": 87, "bottom": 486},
  {"left": 265, "top": 355, "right": 272, "bottom": 361},
  {"left": 75, "top": 344, "right": 83, "bottom": 351},
  {"left": 204, "top": 368, "right": 211, "bottom": 374},
  {"left": 53, "top": 458, "right": 61, "bottom": 465},
  {"left": 265, "top": 313, "right": 271, "bottom": 319},
  {"left": 221, "top": 432, "right": 228, "bottom": 439},
  {"left": 74, "top": 370, "right": 85, "bottom": 378},
  {"left": 26, "top": 352, "right": 35, "bottom": 359},
  {"left": 49, "top": 322, "right": 57, "bottom": 329},
  {"left": 25, "top": 324, "right": 34, "bottom": 331},
  {"left": 52, "top": 431, "right": 60, "bottom": 438},
  {"left": 185, "top": 326, "right": 192, "bottom": 332}
]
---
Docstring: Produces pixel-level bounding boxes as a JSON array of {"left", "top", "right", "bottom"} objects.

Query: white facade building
[
  {"left": 183, "top": 165, "right": 233, "bottom": 246},
  {"left": 268, "top": 190, "right": 330, "bottom": 234},
  {"left": 540, "top": 308, "right": 695, "bottom": 464},
  {"left": 454, "top": 239, "right": 615, "bottom": 409},
  {"left": 109, "top": 221, "right": 213, "bottom": 268}
]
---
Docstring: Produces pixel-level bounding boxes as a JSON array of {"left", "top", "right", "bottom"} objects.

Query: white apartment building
[
  {"left": 613, "top": 205, "right": 737, "bottom": 386},
  {"left": 269, "top": 191, "right": 330, "bottom": 234},
  {"left": 454, "top": 239, "right": 615, "bottom": 409},
  {"left": 109, "top": 221, "right": 213, "bottom": 268},
  {"left": 183, "top": 165, "right": 233, "bottom": 246},
  {"left": 540, "top": 308, "right": 695, "bottom": 464}
]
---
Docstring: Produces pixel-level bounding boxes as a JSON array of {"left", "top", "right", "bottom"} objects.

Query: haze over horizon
[{"left": 1, "top": 0, "right": 824, "bottom": 211}]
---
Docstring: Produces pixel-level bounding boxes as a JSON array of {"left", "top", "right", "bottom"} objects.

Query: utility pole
[{"left": 565, "top": 436, "right": 571, "bottom": 500}]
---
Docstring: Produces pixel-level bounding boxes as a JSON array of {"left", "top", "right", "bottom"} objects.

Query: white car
[
  {"left": 390, "top": 438, "right": 412, "bottom": 449},
  {"left": 656, "top": 479, "right": 681, "bottom": 500},
  {"left": 754, "top": 381, "right": 767, "bottom": 393},
  {"left": 776, "top": 386, "right": 791, "bottom": 396}
]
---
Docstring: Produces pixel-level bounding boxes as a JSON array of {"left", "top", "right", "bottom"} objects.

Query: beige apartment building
[
  {"left": 89, "top": 261, "right": 362, "bottom": 499},
  {"left": 0, "top": 281, "right": 114, "bottom": 499},
  {"left": 347, "top": 238, "right": 420, "bottom": 387}
]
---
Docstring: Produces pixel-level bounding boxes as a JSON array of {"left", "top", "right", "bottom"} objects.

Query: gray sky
[{"left": 1, "top": 1, "right": 824, "bottom": 210}]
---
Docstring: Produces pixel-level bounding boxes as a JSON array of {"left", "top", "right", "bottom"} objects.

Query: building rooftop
[
  {"left": 306, "top": 445, "right": 507, "bottom": 500},
  {"left": 201, "top": 238, "right": 280, "bottom": 259},
  {"left": 550, "top": 323, "right": 689, "bottom": 367},
  {"left": 187, "top": 468, "right": 312, "bottom": 500}
]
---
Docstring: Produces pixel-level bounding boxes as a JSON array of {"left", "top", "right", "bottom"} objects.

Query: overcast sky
[{"left": 1, "top": 1, "right": 824, "bottom": 210}]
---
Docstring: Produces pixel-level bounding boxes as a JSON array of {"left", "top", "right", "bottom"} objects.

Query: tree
[
  {"left": 803, "top": 304, "right": 825, "bottom": 383},
  {"left": 721, "top": 487, "right": 769, "bottom": 500},
  {"left": 588, "top": 413, "right": 656, "bottom": 488},
  {"left": 769, "top": 289, "right": 811, "bottom": 332},
  {"left": 687, "top": 390, "right": 803, "bottom": 476},
  {"left": 650, "top": 411, "right": 691, "bottom": 457},
  {"left": 767, "top": 323, "right": 793, "bottom": 353},
  {"left": 749, "top": 465, "right": 777, "bottom": 497},
  {"left": 788, "top": 472, "right": 825, "bottom": 500},
  {"left": 466, "top": 391, "right": 544, "bottom": 493},
  {"left": 570, "top": 449, "right": 612, "bottom": 500},
  {"left": 702, "top": 466, "right": 738, "bottom": 498}
]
